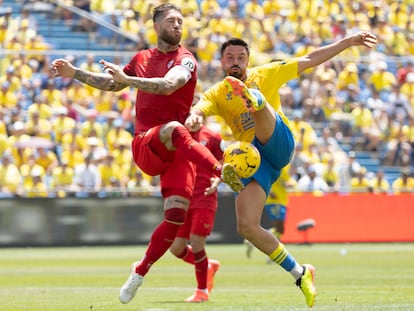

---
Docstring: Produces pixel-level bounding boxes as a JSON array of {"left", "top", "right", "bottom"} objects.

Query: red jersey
[
  {"left": 123, "top": 46, "right": 197, "bottom": 133},
  {"left": 190, "top": 126, "right": 223, "bottom": 209}
]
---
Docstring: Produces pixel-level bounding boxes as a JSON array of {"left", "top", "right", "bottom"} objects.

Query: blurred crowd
[{"left": 1, "top": 0, "right": 414, "bottom": 197}]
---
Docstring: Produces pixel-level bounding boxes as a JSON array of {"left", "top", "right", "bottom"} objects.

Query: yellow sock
[
  {"left": 269, "top": 242, "right": 288, "bottom": 264},
  {"left": 269, "top": 242, "right": 298, "bottom": 272}
]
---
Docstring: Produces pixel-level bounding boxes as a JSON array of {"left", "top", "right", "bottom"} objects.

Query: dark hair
[
  {"left": 220, "top": 38, "right": 249, "bottom": 56},
  {"left": 152, "top": 3, "right": 182, "bottom": 23}
]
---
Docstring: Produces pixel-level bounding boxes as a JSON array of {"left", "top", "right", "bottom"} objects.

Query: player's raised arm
[
  {"left": 100, "top": 57, "right": 194, "bottom": 96},
  {"left": 297, "top": 31, "right": 377, "bottom": 74},
  {"left": 51, "top": 58, "right": 128, "bottom": 92}
]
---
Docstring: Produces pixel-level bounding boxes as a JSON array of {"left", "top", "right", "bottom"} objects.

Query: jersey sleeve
[
  {"left": 123, "top": 53, "right": 140, "bottom": 76},
  {"left": 193, "top": 82, "right": 222, "bottom": 117}
]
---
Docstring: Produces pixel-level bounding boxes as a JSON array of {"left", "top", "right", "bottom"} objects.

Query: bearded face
[
  {"left": 154, "top": 9, "right": 183, "bottom": 48},
  {"left": 159, "top": 27, "right": 181, "bottom": 46}
]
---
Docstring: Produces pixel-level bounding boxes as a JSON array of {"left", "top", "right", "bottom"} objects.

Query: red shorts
[
  {"left": 132, "top": 125, "right": 195, "bottom": 200},
  {"left": 176, "top": 207, "right": 216, "bottom": 238}
]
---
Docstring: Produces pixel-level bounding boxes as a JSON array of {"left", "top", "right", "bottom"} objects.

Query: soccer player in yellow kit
[{"left": 186, "top": 32, "right": 377, "bottom": 308}]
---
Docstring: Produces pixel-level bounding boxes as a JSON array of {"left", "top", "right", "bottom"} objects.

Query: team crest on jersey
[
  {"left": 181, "top": 57, "right": 195, "bottom": 72},
  {"left": 167, "top": 60, "right": 174, "bottom": 69}
]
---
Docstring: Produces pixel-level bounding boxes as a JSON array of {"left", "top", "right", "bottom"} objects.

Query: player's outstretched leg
[
  {"left": 119, "top": 261, "right": 144, "bottom": 304},
  {"left": 221, "top": 163, "right": 244, "bottom": 192},
  {"left": 296, "top": 264, "right": 317, "bottom": 307},
  {"left": 224, "top": 76, "right": 266, "bottom": 112}
]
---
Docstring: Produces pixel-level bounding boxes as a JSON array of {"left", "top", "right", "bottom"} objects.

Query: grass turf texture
[{"left": 1, "top": 243, "right": 413, "bottom": 311}]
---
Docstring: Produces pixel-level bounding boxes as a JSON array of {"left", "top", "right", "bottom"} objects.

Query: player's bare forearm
[
  {"left": 126, "top": 75, "right": 187, "bottom": 95},
  {"left": 100, "top": 59, "right": 191, "bottom": 95},
  {"left": 74, "top": 69, "right": 127, "bottom": 91},
  {"left": 297, "top": 32, "right": 377, "bottom": 73}
]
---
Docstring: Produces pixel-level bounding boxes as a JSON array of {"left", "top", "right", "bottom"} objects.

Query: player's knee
[
  {"left": 236, "top": 221, "right": 255, "bottom": 239},
  {"left": 161, "top": 121, "right": 184, "bottom": 138}
]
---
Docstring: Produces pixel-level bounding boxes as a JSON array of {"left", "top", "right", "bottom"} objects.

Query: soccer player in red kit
[
  {"left": 170, "top": 124, "right": 223, "bottom": 302},
  {"left": 51, "top": 3, "right": 242, "bottom": 305}
]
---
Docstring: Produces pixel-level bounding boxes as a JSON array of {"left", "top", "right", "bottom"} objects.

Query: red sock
[
  {"left": 136, "top": 208, "right": 185, "bottom": 276},
  {"left": 193, "top": 249, "right": 208, "bottom": 290},
  {"left": 177, "top": 245, "right": 195, "bottom": 264},
  {"left": 172, "top": 126, "right": 222, "bottom": 177}
]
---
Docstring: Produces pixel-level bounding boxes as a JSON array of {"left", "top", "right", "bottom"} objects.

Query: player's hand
[
  {"left": 99, "top": 59, "right": 129, "bottom": 84},
  {"left": 50, "top": 59, "right": 77, "bottom": 78},
  {"left": 204, "top": 176, "right": 221, "bottom": 195},
  {"left": 185, "top": 113, "right": 203, "bottom": 132},
  {"left": 351, "top": 31, "right": 377, "bottom": 48}
]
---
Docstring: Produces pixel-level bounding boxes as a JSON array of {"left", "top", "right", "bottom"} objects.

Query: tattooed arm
[
  {"left": 100, "top": 59, "right": 193, "bottom": 96},
  {"left": 51, "top": 58, "right": 128, "bottom": 92}
]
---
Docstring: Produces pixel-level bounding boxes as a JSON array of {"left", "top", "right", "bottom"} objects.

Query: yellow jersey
[{"left": 196, "top": 60, "right": 299, "bottom": 142}]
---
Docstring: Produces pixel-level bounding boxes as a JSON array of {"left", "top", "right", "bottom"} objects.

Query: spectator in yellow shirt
[
  {"left": 106, "top": 118, "right": 133, "bottom": 151},
  {"left": 41, "top": 79, "right": 63, "bottom": 108},
  {"left": 7, "top": 121, "right": 31, "bottom": 167},
  {"left": 24, "top": 35, "right": 50, "bottom": 71},
  {"left": 119, "top": 10, "right": 140, "bottom": 37},
  {"left": 369, "top": 60, "right": 397, "bottom": 95},
  {"left": 265, "top": 165, "right": 296, "bottom": 240},
  {"left": 27, "top": 94, "right": 53, "bottom": 120},
  {"left": 80, "top": 109, "right": 103, "bottom": 138},
  {"left": 112, "top": 138, "right": 133, "bottom": 181},
  {"left": 290, "top": 110, "right": 317, "bottom": 150},
  {"left": 19, "top": 153, "right": 46, "bottom": 188},
  {"left": 323, "top": 157, "right": 340, "bottom": 192},
  {"left": 0, "top": 66, "right": 21, "bottom": 93},
  {"left": 350, "top": 101, "right": 381, "bottom": 151},
  {"left": 99, "top": 153, "right": 123, "bottom": 188},
  {"left": 26, "top": 111, "right": 53, "bottom": 140},
  {"left": 51, "top": 106, "right": 76, "bottom": 146},
  {"left": 51, "top": 160, "right": 74, "bottom": 197},
  {"left": 24, "top": 167, "right": 49, "bottom": 198},
  {"left": 337, "top": 63, "right": 359, "bottom": 92},
  {"left": 65, "top": 80, "right": 92, "bottom": 105},
  {"left": 35, "top": 147, "right": 59, "bottom": 176},
  {"left": 350, "top": 167, "right": 370, "bottom": 193},
  {"left": 0, "top": 81, "right": 17, "bottom": 109},
  {"left": 127, "top": 169, "right": 154, "bottom": 197},
  {"left": 60, "top": 141, "right": 85, "bottom": 169},
  {"left": 0, "top": 152, "right": 23, "bottom": 197},
  {"left": 368, "top": 170, "right": 390, "bottom": 194},
  {"left": 245, "top": 165, "right": 297, "bottom": 258},
  {"left": 392, "top": 169, "right": 414, "bottom": 194}
]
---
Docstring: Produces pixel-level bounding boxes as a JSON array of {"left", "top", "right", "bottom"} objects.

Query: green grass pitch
[{"left": 1, "top": 243, "right": 413, "bottom": 310}]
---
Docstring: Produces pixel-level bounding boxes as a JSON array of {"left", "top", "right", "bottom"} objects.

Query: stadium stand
[{"left": 1, "top": 0, "right": 414, "bottom": 197}]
